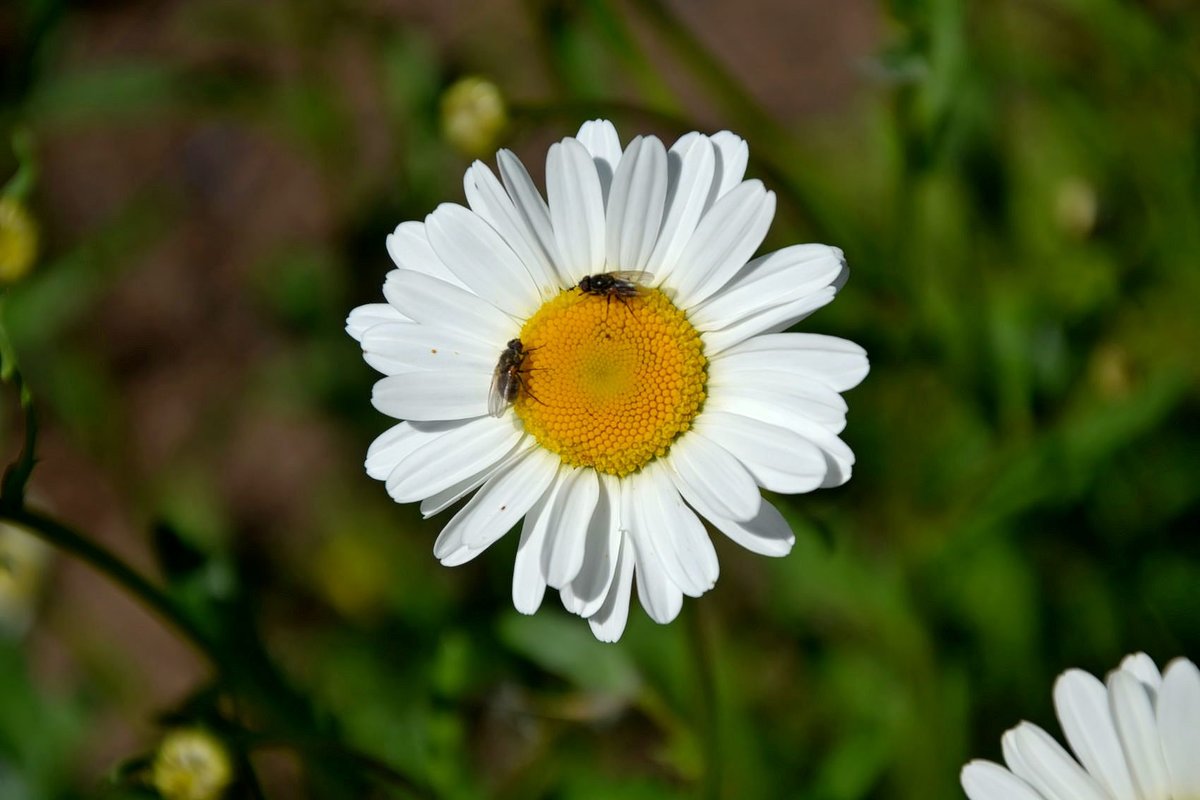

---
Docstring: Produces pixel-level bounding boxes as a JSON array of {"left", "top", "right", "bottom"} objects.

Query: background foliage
[{"left": 0, "top": 0, "right": 1198, "bottom": 798}]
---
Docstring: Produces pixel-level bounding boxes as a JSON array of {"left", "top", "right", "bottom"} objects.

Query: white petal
[
  {"left": 561, "top": 474, "right": 621, "bottom": 618},
  {"left": 646, "top": 132, "right": 716, "bottom": 286},
  {"left": 512, "top": 466, "right": 565, "bottom": 614},
  {"left": 694, "top": 411, "right": 827, "bottom": 494},
  {"left": 419, "top": 440, "right": 531, "bottom": 518},
  {"left": 365, "top": 422, "right": 423, "bottom": 481},
  {"left": 663, "top": 479, "right": 719, "bottom": 593},
  {"left": 383, "top": 270, "right": 517, "bottom": 346},
  {"left": 497, "top": 149, "right": 566, "bottom": 284},
  {"left": 629, "top": 468, "right": 692, "bottom": 596},
  {"left": 546, "top": 138, "right": 606, "bottom": 283},
  {"left": 664, "top": 430, "right": 761, "bottom": 522},
  {"left": 710, "top": 332, "right": 869, "bottom": 393},
  {"left": 761, "top": 285, "right": 840, "bottom": 335},
  {"left": 1157, "top": 658, "right": 1200, "bottom": 795},
  {"left": 384, "top": 415, "right": 523, "bottom": 503},
  {"left": 575, "top": 119, "right": 623, "bottom": 202},
  {"left": 386, "top": 221, "right": 468, "bottom": 289},
  {"left": 1002, "top": 723, "right": 1110, "bottom": 800},
  {"left": 708, "top": 388, "right": 856, "bottom": 488},
  {"left": 809, "top": 429, "right": 856, "bottom": 488},
  {"left": 635, "top": 463, "right": 717, "bottom": 598},
  {"left": 1109, "top": 668, "right": 1172, "bottom": 800},
  {"left": 437, "top": 545, "right": 476, "bottom": 567},
  {"left": 542, "top": 467, "right": 601, "bottom": 589},
  {"left": 425, "top": 203, "right": 541, "bottom": 317},
  {"left": 689, "top": 244, "right": 846, "bottom": 331},
  {"left": 371, "top": 370, "right": 490, "bottom": 421},
  {"left": 1053, "top": 669, "right": 1138, "bottom": 800},
  {"left": 707, "top": 376, "right": 848, "bottom": 433},
  {"left": 360, "top": 322, "right": 494, "bottom": 375},
  {"left": 703, "top": 497, "right": 795, "bottom": 557},
  {"left": 464, "top": 161, "right": 562, "bottom": 296},
  {"left": 587, "top": 531, "right": 635, "bottom": 643},
  {"left": 630, "top": 525, "right": 684, "bottom": 625},
  {"left": 432, "top": 447, "right": 559, "bottom": 561},
  {"left": 709, "top": 387, "right": 856, "bottom": 487},
  {"left": 962, "top": 761, "right": 1047, "bottom": 800},
  {"left": 605, "top": 135, "right": 668, "bottom": 272},
  {"left": 370, "top": 419, "right": 514, "bottom": 486},
  {"left": 347, "top": 303, "right": 406, "bottom": 342},
  {"left": 512, "top": 527, "right": 548, "bottom": 613},
  {"left": 705, "top": 290, "right": 838, "bottom": 357},
  {"left": 670, "top": 180, "right": 776, "bottom": 308},
  {"left": 707, "top": 130, "right": 749, "bottom": 209},
  {"left": 1118, "top": 653, "right": 1163, "bottom": 693}
]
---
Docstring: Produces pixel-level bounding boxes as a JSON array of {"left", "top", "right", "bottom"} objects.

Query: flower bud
[
  {"left": 151, "top": 728, "right": 234, "bottom": 800},
  {"left": 440, "top": 77, "right": 508, "bottom": 158},
  {"left": 1054, "top": 177, "right": 1098, "bottom": 239},
  {"left": 0, "top": 523, "right": 52, "bottom": 637},
  {"left": 0, "top": 196, "right": 38, "bottom": 284}
]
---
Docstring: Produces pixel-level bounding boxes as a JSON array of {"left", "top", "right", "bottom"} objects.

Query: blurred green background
[{"left": 0, "top": 0, "right": 1198, "bottom": 798}]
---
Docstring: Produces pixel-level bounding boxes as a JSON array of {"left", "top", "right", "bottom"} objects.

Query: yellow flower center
[{"left": 514, "top": 287, "right": 707, "bottom": 477}]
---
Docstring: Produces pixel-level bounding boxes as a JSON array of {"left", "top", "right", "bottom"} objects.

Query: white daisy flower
[
  {"left": 348, "top": 119, "right": 867, "bottom": 642},
  {"left": 962, "top": 653, "right": 1200, "bottom": 800}
]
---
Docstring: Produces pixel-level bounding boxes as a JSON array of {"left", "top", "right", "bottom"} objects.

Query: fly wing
[
  {"left": 488, "top": 367, "right": 510, "bottom": 417},
  {"left": 607, "top": 270, "right": 654, "bottom": 284},
  {"left": 608, "top": 270, "right": 654, "bottom": 295}
]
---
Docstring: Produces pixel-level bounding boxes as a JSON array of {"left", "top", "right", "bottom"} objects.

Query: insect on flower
[
  {"left": 488, "top": 338, "right": 537, "bottom": 417},
  {"left": 575, "top": 271, "right": 653, "bottom": 317}
]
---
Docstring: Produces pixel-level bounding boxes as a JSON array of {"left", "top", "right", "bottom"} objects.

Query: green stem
[
  {"left": 2, "top": 504, "right": 436, "bottom": 795},
  {"left": 0, "top": 504, "right": 219, "bottom": 667},
  {"left": 3, "top": 129, "right": 37, "bottom": 201},
  {"left": 0, "top": 295, "right": 21, "bottom": 382},
  {"left": 687, "top": 604, "right": 721, "bottom": 800}
]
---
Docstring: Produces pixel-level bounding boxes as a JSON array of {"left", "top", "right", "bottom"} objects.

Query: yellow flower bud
[
  {"left": 1088, "top": 342, "right": 1134, "bottom": 400},
  {"left": 1054, "top": 177, "right": 1098, "bottom": 239},
  {"left": 0, "top": 523, "right": 52, "bottom": 637},
  {"left": 0, "top": 196, "right": 38, "bottom": 284},
  {"left": 440, "top": 77, "right": 508, "bottom": 158},
  {"left": 151, "top": 728, "right": 234, "bottom": 800}
]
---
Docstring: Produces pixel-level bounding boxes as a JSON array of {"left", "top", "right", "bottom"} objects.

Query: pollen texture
[{"left": 514, "top": 287, "right": 706, "bottom": 477}]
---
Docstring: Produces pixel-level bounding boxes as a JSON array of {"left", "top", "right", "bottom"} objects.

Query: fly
[
  {"left": 575, "top": 270, "right": 653, "bottom": 319},
  {"left": 488, "top": 338, "right": 541, "bottom": 417}
]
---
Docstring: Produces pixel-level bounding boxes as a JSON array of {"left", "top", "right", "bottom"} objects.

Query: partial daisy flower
[
  {"left": 349, "top": 120, "right": 867, "bottom": 641},
  {"left": 962, "top": 653, "right": 1200, "bottom": 800}
]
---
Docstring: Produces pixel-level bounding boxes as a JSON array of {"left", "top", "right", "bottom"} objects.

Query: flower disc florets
[{"left": 515, "top": 287, "right": 706, "bottom": 477}]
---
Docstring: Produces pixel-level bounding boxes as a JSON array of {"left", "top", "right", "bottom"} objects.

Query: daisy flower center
[{"left": 514, "top": 286, "right": 707, "bottom": 477}]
